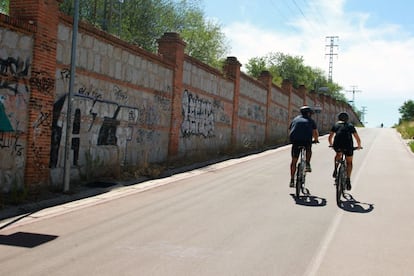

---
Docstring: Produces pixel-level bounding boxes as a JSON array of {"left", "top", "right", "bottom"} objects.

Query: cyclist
[
  {"left": 289, "top": 106, "right": 319, "bottom": 187},
  {"left": 328, "top": 112, "right": 362, "bottom": 190}
]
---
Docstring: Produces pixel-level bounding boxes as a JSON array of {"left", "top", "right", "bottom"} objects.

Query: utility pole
[
  {"left": 361, "top": 106, "right": 367, "bottom": 125},
  {"left": 325, "top": 36, "right": 339, "bottom": 83},
  {"left": 63, "top": 0, "right": 79, "bottom": 193},
  {"left": 346, "top": 85, "right": 362, "bottom": 108}
]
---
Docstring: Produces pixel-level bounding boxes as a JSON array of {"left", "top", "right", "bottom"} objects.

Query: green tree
[
  {"left": 0, "top": 0, "right": 9, "bottom": 14},
  {"left": 245, "top": 52, "right": 344, "bottom": 99},
  {"left": 180, "top": 9, "right": 228, "bottom": 68},
  {"left": 399, "top": 99, "right": 414, "bottom": 122},
  {"left": 59, "top": 0, "right": 229, "bottom": 68}
]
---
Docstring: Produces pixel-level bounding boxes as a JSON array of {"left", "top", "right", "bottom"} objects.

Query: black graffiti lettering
[
  {"left": 0, "top": 57, "right": 30, "bottom": 77},
  {"left": 30, "top": 71, "right": 55, "bottom": 95},
  {"left": 154, "top": 94, "right": 171, "bottom": 111},
  {"left": 60, "top": 68, "right": 71, "bottom": 80},
  {"left": 113, "top": 86, "right": 128, "bottom": 101},
  {"left": 33, "top": 112, "right": 50, "bottom": 129},
  {"left": 0, "top": 57, "right": 31, "bottom": 96},
  {"left": 0, "top": 131, "right": 24, "bottom": 156},
  {"left": 78, "top": 85, "right": 103, "bottom": 99},
  {"left": 181, "top": 90, "right": 215, "bottom": 137}
]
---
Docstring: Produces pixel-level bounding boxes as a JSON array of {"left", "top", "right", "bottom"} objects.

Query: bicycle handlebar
[{"left": 329, "top": 145, "right": 363, "bottom": 150}]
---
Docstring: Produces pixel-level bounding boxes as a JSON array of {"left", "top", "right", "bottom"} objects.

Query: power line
[
  {"left": 299, "top": 0, "right": 327, "bottom": 27},
  {"left": 289, "top": 0, "right": 320, "bottom": 33},
  {"left": 268, "top": 0, "right": 290, "bottom": 23},
  {"left": 292, "top": 0, "right": 309, "bottom": 22},
  {"left": 268, "top": 0, "right": 322, "bottom": 33}
]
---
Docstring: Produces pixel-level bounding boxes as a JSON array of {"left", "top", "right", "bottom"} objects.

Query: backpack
[{"left": 334, "top": 122, "right": 353, "bottom": 146}]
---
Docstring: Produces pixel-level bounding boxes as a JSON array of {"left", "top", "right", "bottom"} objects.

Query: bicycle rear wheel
[
  {"left": 296, "top": 162, "right": 303, "bottom": 197},
  {"left": 336, "top": 164, "right": 345, "bottom": 206}
]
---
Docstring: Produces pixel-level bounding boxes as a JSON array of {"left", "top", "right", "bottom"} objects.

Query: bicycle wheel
[
  {"left": 339, "top": 166, "right": 347, "bottom": 197},
  {"left": 336, "top": 164, "right": 344, "bottom": 206},
  {"left": 296, "top": 162, "right": 303, "bottom": 197}
]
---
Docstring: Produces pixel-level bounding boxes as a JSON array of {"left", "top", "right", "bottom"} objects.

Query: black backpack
[{"left": 334, "top": 122, "right": 353, "bottom": 144}]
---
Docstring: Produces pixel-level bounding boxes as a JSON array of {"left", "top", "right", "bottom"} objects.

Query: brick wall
[{"left": 0, "top": 0, "right": 360, "bottom": 193}]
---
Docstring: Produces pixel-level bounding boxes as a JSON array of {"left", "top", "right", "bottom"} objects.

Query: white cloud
[{"left": 222, "top": 0, "right": 414, "bottom": 103}]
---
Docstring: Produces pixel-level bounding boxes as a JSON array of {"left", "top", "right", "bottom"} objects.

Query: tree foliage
[
  {"left": 59, "top": 0, "right": 229, "bottom": 68},
  {"left": 0, "top": 0, "right": 9, "bottom": 14},
  {"left": 245, "top": 52, "right": 346, "bottom": 101},
  {"left": 399, "top": 99, "right": 414, "bottom": 122}
]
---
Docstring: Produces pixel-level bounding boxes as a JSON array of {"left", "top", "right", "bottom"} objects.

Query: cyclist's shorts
[
  {"left": 291, "top": 141, "right": 312, "bottom": 158},
  {"left": 333, "top": 146, "right": 354, "bottom": 156}
]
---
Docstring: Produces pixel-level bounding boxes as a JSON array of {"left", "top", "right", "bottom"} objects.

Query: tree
[
  {"left": 59, "top": 0, "right": 229, "bottom": 68},
  {"left": 0, "top": 0, "right": 9, "bottom": 14},
  {"left": 180, "top": 9, "right": 229, "bottom": 68},
  {"left": 399, "top": 100, "right": 414, "bottom": 122},
  {"left": 245, "top": 52, "right": 344, "bottom": 99}
]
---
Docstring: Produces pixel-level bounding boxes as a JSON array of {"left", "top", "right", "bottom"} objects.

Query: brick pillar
[
  {"left": 157, "top": 32, "right": 186, "bottom": 158},
  {"left": 258, "top": 71, "right": 273, "bottom": 143},
  {"left": 282, "top": 79, "right": 293, "bottom": 124},
  {"left": 223, "top": 57, "right": 241, "bottom": 147},
  {"left": 326, "top": 96, "right": 334, "bottom": 127},
  {"left": 298, "top": 85, "right": 307, "bottom": 105},
  {"left": 10, "top": 0, "right": 61, "bottom": 190},
  {"left": 321, "top": 94, "right": 328, "bottom": 131},
  {"left": 282, "top": 79, "right": 293, "bottom": 139}
]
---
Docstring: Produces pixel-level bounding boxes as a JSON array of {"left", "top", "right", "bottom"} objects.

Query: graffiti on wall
[
  {"left": 51, "top": 68, "right": 169, "bottom": 168},
  {"left": 181, "top": 89, "right": 215, "bottom": 138},
  {"left": 0, "top": 51, "right": 57, "bottom": 186},
  {"left": 0, "top": 57, "right": 31, "bottom": 132},
  {"left": 0, "top": 56, "right": 31, "bottom": 169}
]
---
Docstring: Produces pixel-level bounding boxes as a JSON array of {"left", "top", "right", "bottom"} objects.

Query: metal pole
[{"left": 63, "top": 0, "right": 80, "bottom": 193}]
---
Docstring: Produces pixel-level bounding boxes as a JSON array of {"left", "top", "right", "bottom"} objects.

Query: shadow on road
[
  {"left": 290, "top": 191, "right": 327, "bottom": 207},
  {"left": 0, "top": 232, "right": 58, "bottom": 248},
  {"left": 339, "top": 193, "right": 374, "bottom": 213}
]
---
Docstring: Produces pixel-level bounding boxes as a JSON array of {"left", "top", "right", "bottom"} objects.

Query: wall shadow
[{"left": 0, "top": 232, "right": 58, "bottom": 248}]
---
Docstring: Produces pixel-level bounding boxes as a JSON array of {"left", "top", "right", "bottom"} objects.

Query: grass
[{"left": 396, "top": 120, "right": 414, "bottom": 153}]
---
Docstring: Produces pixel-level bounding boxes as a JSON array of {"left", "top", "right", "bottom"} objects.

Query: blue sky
[{"left": 202, "top": 0, "right": 414, "bottom": 127}]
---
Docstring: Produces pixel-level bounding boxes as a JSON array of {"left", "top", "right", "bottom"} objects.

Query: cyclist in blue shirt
[
  {"left": 289, "top": 106, "right": 319, "bottom": 187},
  {"left": 328, "top": 112, "right": 362, "bottom": 190}
]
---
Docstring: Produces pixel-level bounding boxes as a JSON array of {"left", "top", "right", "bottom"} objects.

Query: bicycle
[
  {"left": 294, "top": 141, "right": 318, "bottom": 198},
  {"left": 331, "top": 146, "right": 362, "bottom": 206}
]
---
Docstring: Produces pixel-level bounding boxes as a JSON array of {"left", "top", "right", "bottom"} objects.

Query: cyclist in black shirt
[
  {"left": 289, "top": 106, "right": 319, "bottom": 187},
  {"left": 328, "top": 112, "right": 362, "bottom": 190}
]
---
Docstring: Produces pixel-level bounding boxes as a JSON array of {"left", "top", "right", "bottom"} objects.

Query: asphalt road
[{"left": 0, "top": 128, "right": 413, "bottom": 276}]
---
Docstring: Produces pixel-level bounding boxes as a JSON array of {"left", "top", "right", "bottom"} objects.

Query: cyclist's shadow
[
  {"left": 290, "top": 188, "right": 327, "bottom": 207},
  {"left": 338, "top": 193, "right": 374, "bottom": 213}
]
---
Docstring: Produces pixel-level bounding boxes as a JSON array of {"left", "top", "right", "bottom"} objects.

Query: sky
[{"left": 202, "top": 0, "right": 414, "bottom": 128}]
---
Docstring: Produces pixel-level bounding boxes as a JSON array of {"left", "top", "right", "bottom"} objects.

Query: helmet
[
  {"left": 300, "top": 106, "right": 314, "bottom": 116},
  {"left": 338, "top": 112, "right": 349, "bottom": 122}
]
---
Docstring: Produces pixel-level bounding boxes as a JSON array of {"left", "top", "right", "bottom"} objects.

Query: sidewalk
[
  {"left": 0, "top": 153, "right": 244, "bottom": 222},
  {"left": 0, "top": 145, "right": 287, "bottom": 224}
]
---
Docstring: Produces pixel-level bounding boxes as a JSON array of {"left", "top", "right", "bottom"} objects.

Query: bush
[
  {"left": 409, "top": 141, "right": 414, "bottom": 152},
  {"left": 396, "top": 121, "right": 414, "bottom": 153},
  {"left": 396, "top": 121, "right": 414, "bottom": 139}
]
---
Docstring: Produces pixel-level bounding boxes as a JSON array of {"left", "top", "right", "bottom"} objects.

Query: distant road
[{"left": 0, "top": 128, "right": 413, "bottom": 276}]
